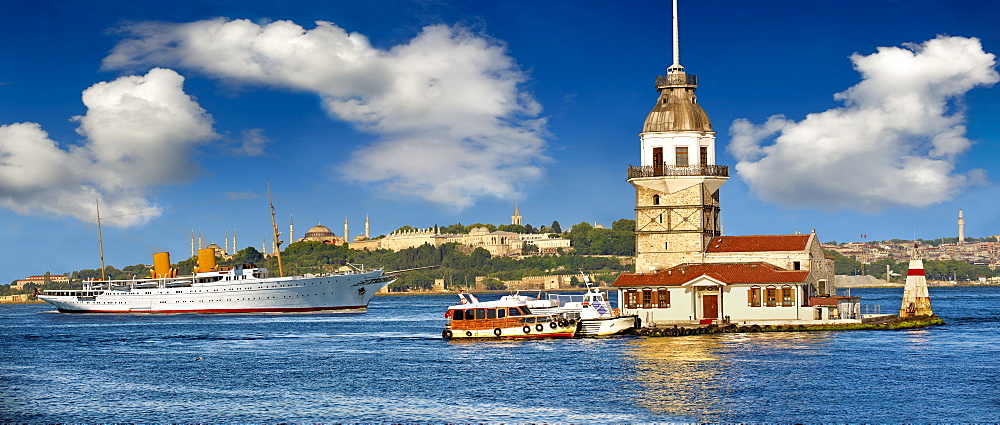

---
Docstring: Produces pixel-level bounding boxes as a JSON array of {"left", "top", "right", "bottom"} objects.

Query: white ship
[
  {"left": 38, "top": 251, "right": 396, "bottom": 314},
  {"left": 38, "top": 186, "right": 395, "bottom": 314}
]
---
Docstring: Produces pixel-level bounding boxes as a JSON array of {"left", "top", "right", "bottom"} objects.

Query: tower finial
[
  {"left": 669, "top": 0, "right": 684, "bottom": 74},
  {"left": 672, "top": 0, "right": 680, "bottom": 67}
]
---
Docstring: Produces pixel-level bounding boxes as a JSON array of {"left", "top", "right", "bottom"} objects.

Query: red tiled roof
[
  {"left": 705, "top": 234, "right": 811, "bottom": 253},
  {"left": 613, "top": 262, "right": 810, "bottom": 287}
]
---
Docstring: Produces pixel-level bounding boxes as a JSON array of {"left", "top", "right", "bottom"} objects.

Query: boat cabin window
[
  {"left": 474, "top": 309, "right": 485, "bottom": 320},
  {"left": 487, "top": 309, "right": 496, "bottom": 319},
  {"left": 453, "top": 310, "right": 465, "bottom": 320},
  {"left": 508, "top": 307, "right": 522, "bottom": 316},
  {"left": 519, "top": 306, "right": 530, "bottom": 315},
  {"left": 497, "top": 308, "right": 506, "bottom": 319}
]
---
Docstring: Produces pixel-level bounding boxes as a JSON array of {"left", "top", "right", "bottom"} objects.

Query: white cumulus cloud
[
  {"left": 103, "top": 18, "right": 548, "bottom": 208},
  {"left": 0, "top": 68, "right": 217, "bottom": 226},
  {"left": 729, "top": 35, "right": 998, "bottom": 211}
]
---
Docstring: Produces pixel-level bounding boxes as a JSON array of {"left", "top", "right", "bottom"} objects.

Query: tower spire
[{"left": 671, "top": 0, "right": 682, "bottom": 72}]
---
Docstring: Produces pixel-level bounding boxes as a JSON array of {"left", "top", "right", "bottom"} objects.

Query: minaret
[
  {"left": 628, "top": 0, "right": 728, "bottom": 272},
  {"left": 512, "top": 203, "right": 522, "bottom": 226},
  {"left": 344, "top": 217, "right": 349, "bottom": 243},
  {"left": 190, "top": 231, "right": 195, "bottom": 258},
  {"left": 900, "top": 245, "right": 933, "bottom": 317},
  {"left": 958, "top": 209, "right": 965, "bottom": 245},
  {"left": 232, "top": 230, "right": 237, "bottom": 254},
  {"left": 225, "top": 230, "right": 229, "bottom": 255},
  {"left": 289, "top": 215, "right": 295, "bottom": 243},
  {"left": 365, "top": 214, "right": 370, "bottom": 239}
]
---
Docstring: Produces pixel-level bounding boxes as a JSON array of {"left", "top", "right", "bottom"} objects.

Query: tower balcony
[
  {"left": 628, "top": 164, "right": 729, "bottom": 179},
  {"left": 656, "top": 73, "right": 698, "bottom": 89}
]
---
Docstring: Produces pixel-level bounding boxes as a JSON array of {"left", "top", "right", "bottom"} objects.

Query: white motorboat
[{"left": 519, "top": 283, "right": 640, "bottom": 336}]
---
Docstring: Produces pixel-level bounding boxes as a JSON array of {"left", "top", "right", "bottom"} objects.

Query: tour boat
[
  {"left": 442, "top": 291, "right": 577, "bottom": 339},
  {"left": 517, "top": 282, "right": 640, "bottom": 336},
  {"left": 37, "top": 251, "right": 396, "bottom": 314}
]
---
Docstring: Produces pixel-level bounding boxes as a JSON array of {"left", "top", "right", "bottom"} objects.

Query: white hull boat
[{"left": 519, "top": 284, "right": 640, "bottom": 336}]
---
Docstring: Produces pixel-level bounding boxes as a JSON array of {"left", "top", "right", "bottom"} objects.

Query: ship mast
[
  {"left": 96, "top": 199, "right": 106, "bottom": 281},
  {"left": 267, "top": 181, "right": 284, "bottom": 277}
]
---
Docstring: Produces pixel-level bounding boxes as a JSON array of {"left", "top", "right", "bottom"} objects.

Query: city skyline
[{"left": 1, "top": 0, "right": 998, "bottom": 280}]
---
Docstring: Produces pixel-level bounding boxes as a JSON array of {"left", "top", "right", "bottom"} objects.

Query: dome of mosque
[{"left": 304, "top": 224, "right": 336, "bottom": 239}]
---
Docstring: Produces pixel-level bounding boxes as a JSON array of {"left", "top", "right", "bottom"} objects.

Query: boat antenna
[
  {"left": 267, "top": 180, "right": 284, "bottom": 277},
  {"left": 96, "top": 198, "right": 106, "bottom": 281}
]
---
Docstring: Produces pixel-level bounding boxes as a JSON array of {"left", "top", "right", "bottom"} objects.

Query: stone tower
[
  {"left": 511, "top": 203, "right": 522, "bottom": 226},
  {"left": 958, "top": 209, "right": 965, "bottom": 245},
  {"left": 628, "top": 0, "right": 728, "bottom": 272}
]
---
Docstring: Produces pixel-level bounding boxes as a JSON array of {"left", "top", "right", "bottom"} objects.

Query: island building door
[{"left": 702, "top": 294, "right": 718, "bottom": 319}]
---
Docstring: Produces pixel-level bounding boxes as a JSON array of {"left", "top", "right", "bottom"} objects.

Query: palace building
[
  {"left": 612, "top": 1, "right": 842, "bottom": 326},
  {"left": 341, "top": 205, "right": 571, "bottom": 256}
]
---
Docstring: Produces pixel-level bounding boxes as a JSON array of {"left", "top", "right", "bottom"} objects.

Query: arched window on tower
[{"left": 652, "top": 194, "right": 660, "bottom": 205}]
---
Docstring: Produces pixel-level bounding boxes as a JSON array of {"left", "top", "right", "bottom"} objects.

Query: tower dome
[{"left": 643, "top": 73, "right": 712, "bottom": 132}]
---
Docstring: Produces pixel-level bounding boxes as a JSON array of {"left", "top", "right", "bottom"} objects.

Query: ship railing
[
  {"left": 82, "top": 276, "right": 193, "bottom": 290},
  {"left": 627, "top": 164, "right": 729, "bottom": 179}
]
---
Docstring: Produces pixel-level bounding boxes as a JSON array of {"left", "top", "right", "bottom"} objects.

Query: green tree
[
  {"left": 551, "top": 221, "right": 562, "bottom": 234},
  {"left": 480, "top": 277, "right": 506, "bottom": 290},
  {"left": 465, "top": 223, "right": 497, "bottom": 232},
  {"left": 439, "top": 223, "right": 468, "bottom": 234},
  {"left": 498, "top": 224, "right": 527, "bottom": 233},
  {"left": 233, "top": 246, "right": 265, "bottom": 265}
]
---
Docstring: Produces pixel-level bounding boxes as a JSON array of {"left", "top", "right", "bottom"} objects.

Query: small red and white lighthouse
[{"left": 899, "top": 258, "right": 933, "bottom": 318}]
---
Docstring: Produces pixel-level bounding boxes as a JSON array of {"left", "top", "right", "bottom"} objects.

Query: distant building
[
  {"left": 13, "top": 274, "right": 69, "bottom": 290},
  {"left": 298, "top": 224, "right": 347, "bottom": 245},
  {"left": 346, "top": 205, "right": 570, "bottom": 256}
]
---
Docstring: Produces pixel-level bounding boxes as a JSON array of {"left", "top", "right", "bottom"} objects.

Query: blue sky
[{"left": 2, "top": 0, "right": 998, "bottom": 281}]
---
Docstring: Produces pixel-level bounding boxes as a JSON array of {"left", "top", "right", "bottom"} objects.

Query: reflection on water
[
  {"left": 625, "top": 336, "right": 728, "bottom": 418},
  {"left": 624, "top": 332, "right": 834, "bottom": 422}
]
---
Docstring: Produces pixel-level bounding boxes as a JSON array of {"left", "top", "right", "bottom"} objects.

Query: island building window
[
  {"left": 818, "top": 279, "right": 829, "bottom": 295},
  {"left": 782, "top": 286, "right": 795, "bottom": 307},
  {"left": 653, "top": 194, "right": 660, "bottom": 205},
  {"left": 657, "top": 289, "right": 670, "bottom": 308},
  {"left": 642, "top": 289, "right": 654, "bottom": 309},
  {"left": 765, "top": 286, "right": 778, "bottom": 307},
  {"left": 793, "top": 261, "right": 801, "bottom": 270},
  {"left": 675, "top": 147, "right": 689, "bottom": 167},
  {"left": 625, "top": 290, "right": 638, "bottom": 309},
  {"left": 664, "top": 242, "right": 669, "bottom": 250},
  {"left": 700, "top": 146, "right": 708, "bottom": 165},
  {"left": 748, "top": 286, "right": 761, "bottom": 307}
]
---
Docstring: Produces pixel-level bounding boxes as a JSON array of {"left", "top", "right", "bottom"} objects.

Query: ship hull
[
  {"left": 38, "top": 270, "right": 394, "bottom": 314},
  {"left": 577, "top": 315, "right": 640, "bottom": 336}
]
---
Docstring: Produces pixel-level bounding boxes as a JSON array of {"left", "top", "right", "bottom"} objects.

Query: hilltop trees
[{"left": 566, "top": 219, "right": 635, "bottom": 256}]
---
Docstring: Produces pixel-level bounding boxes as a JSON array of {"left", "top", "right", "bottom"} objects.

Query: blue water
[{"left": 2, "top": 287, "right": 998, "bottom": 422}]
